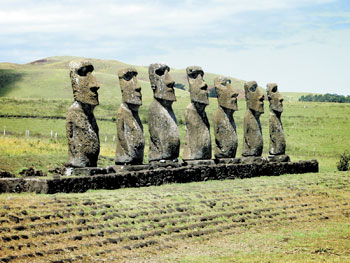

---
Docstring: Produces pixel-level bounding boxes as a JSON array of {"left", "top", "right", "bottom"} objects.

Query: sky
[{"left": 0, "top": 0, "right": 349, "bottom": 94}]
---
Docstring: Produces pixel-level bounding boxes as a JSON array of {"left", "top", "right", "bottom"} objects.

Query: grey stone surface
[
  {"left": 115, "top": 68, "right": 144, "bottom": 165},
  {"left": 214, "top": 158, "right": 241, "bottom": 164},
  {"left": 183, "top": 160, "right": 216, "bottom": 166},
  {"left": 0, "top": 160, "right": 319, "bottom": 194},
  {"left": 213, "top": 76, "right": 239, "bottom": 159},
  {"left": 66, "top": 60, "right": 100, "bottom": 167},
  {"left": 148, "top": 63, "right": 180, "bottom": 162},
  {"left": 268, "top": 155, "right": 290, "bottom": 163},
  {"left": 183, "top": 66, "right": 211, "bottom": 160},
  {"left": 242, "top": 81, "right": 264, "bottom": 157},
  {"left": 240, "top": 156, "right": 269, "bottom": 165},
  {"left": 267, "top": 83, "right": 286, "bottom": 156}
]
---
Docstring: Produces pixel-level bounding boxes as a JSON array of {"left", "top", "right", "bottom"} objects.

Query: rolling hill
[{"left": 0, "top": 56, "right": 247, "bottom": 101}]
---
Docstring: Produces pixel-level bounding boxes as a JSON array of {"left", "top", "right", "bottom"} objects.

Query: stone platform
[{"left": 0, "top": 159, "right": 318, "bottom": 194}]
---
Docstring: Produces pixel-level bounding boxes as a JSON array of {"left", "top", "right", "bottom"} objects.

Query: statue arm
[
  {"left": 148, "top": 109, "right": 164, "bottom": 151},
  {"left": 116, "top": 111, "right": 130, "bottom": 152}
]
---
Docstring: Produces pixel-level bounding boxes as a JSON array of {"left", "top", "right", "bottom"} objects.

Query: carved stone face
[
  {"left": 149, "top": 63, "right": 176, "bottom": 101},
  {"left": 266, "top": 83, "right": 283, "bottom": 113},
  {"left": 244, "top": 81, "right": 264, "bottom": 113},
  {"left": 69, "top": 60, "right": 99, "bottom": 106},
  {"left": 118, "top": 67, "right": 142, "bottom": 106},
  {"left": 186, "top": 66, "right": 209, "bottom": 105},
  {"left": 214, "top": 76, "right": 239, "bottom": 111}
]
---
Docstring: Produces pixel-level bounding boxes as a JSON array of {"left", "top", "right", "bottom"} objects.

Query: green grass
[
  {"left": 1, "top": 56, "right": 311, "bottom": 100},
  {"left": 1, "top": 97, "right": 349, "bottom": 174},
  {"left": 0, "top": 171, "right": 349, "bottom": 262},
  {"left": 0, "top": 56, "right": 348, "bottom": 263}
]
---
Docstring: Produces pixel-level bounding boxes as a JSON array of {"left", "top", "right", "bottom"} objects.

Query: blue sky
[{"left": 0, "top": 0, "right": 349, "bottom": 94}]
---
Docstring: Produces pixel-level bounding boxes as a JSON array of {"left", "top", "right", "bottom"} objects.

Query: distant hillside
[{"left": 0, "top": 56, "right": 246, "bottom": 101}]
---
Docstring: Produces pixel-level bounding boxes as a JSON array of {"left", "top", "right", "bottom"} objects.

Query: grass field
[
  {"left": 0, "top": 56, "right": 349, "bottom": 262},
  {"left": 0, "top": 171, "right": 349, "bottom": 262},
  {"left": 1, "top": 97, "right": 349, "bottom": 174}
]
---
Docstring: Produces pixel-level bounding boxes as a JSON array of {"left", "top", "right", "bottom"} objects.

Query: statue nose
[
  {"left": 200, "top": 83, "right": 208, "bottom": 91},
  {"left": 135, "top": 85, "right": 141, "bottom": 92},
  {"left": 87, "top": 73, "right": 99, "bottom": 87},
  {"left": 165, "top": 72, "right": 175, "bottom": 88},
  {"left": 90, "top": 86, "right": 99, "bottom": 92},
  {"left": 280, "top": 98, "right": 284, "bottom": 103}
]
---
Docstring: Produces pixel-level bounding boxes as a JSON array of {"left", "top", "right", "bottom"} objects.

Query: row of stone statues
[{"left": 66, "top": 60, "right": 287, "bottom": 168}]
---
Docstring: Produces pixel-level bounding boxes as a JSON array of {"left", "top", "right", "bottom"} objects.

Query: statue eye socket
[
  {"left": 123, "top": 72, "right": 134, "bottom": 81},
  {"left": 222, "top": 79, "right": 231, "bottom": 86},
  {"left": 77, "top": 65, "right": 93, "bottom": 77},
  {"left": 189, "top": 72, "right": 198, "bottom": 79},
  {"left": 189, "top": 71, "right": 204, "bottom": 79},
  {"left": 155, "top": 68, "right": 166, "bottom": 76},
  {"left": 272, "top": 86, "right": 277, "bottom": 92},
  {"left": 249, "top": 86, "right": 257, "bottom": 92}
]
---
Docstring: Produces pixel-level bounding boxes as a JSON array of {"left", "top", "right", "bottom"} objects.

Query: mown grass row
[{"left": 0, "top": 171, "right": 349, "bottom": 262}]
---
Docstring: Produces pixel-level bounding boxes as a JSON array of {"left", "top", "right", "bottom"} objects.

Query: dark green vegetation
[
  {"left": 337, "top": 151, "right": 350, "bottom": 171},
  {"left": 299, "top": 93, "right": 350, "bottom": 103},
  {"left": 0, "top": 172, "right": 349, "bottom": 262}
]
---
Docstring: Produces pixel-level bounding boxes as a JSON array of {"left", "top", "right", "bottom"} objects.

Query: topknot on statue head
[
  {"left": 69, "top": 60, "right": 99, "bottom": 106},
  {"left": 149, "top": 63, "right": 176, "bottom": 102},
  {"left": 244, "top": 81, "right": 264, "bottom": 114},
  {"left": 214, "top": 76, "right": 239, "bottom": 111},
  {"left": 186, "top": 66, "right": 209, "bottom": 105}
]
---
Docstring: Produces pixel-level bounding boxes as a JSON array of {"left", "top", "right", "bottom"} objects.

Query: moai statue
[
  {"left": 115, "top": 68, "right": 144, "bottom": 165},
  {"left": 66, "top": 60, "right": 100, "bottom": 167},
  {"left": 148, "top": 63, "right": 180, "bottom": 162},
  {"left": 213, "top": 76, "right": 239, "bottom": 159},
  {"left": 183, "top": 66, "right": 211, "bottom": 160},
  {"left": 267, "top": 83, "right": 289, "bottom": 162},
  {"left": 242, "top": 81, "right": 264, "bottom": 157}
]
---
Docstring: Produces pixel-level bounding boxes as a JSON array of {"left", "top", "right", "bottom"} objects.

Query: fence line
[{"left": 1, "top": 128, "right": 117, "bottom": 144}]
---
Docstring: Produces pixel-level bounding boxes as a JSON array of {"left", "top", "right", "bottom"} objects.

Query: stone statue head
[
  {"left": 214, "top": 76, "right": 239, "bottom": 111},
  {"left": 244, "top": 81, "right": 264, "bottom": 113},
  {"left": 69, "top": 60, "right": 99, "bottom": 106},
  {"left": 118, "top": 67, "right": 142, "bottom": 107},
  {"left": 186, "top": 66, "right": 209, "bottom": 105},
  {"left": 149, "top": 63, "right": 176, "bottom": 101},
  {"left": 266, "top": 83, "right": 283, "bottom": 113}
]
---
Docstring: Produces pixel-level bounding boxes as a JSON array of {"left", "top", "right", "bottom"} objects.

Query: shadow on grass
[{"left": 0, "top": 69, "right": 25, "bottom": 97}]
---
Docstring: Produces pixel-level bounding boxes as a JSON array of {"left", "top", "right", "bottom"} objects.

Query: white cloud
[{"left": 0, "top": 0, "right": 348, "bottom": 94}]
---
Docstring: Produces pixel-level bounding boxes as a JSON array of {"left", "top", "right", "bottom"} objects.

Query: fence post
[
  {"left": 113, "top": 135, "right": 116, "bottom": 143},
  {"left": 51, "top": 130, "right": 53, "bottom": 139},
  {"left": 3, "top": 126, "right": 6, "bottom": 136},
  {"left": 55, "top": 132, "right": 58, "bottom": 140},
  {"left": 105, "top": 136, "right": 107, "bottom": 143}
]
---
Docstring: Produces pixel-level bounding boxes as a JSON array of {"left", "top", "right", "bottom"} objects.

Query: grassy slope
[
  {"left": 0, "top": 171, "right": 349, "bottom": 262},
  {"left": 1, "top": 97, "right": 349, "bottom": 174},
  {"left": 0, "top": 56, "right": 308, "bottom": 100}
]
